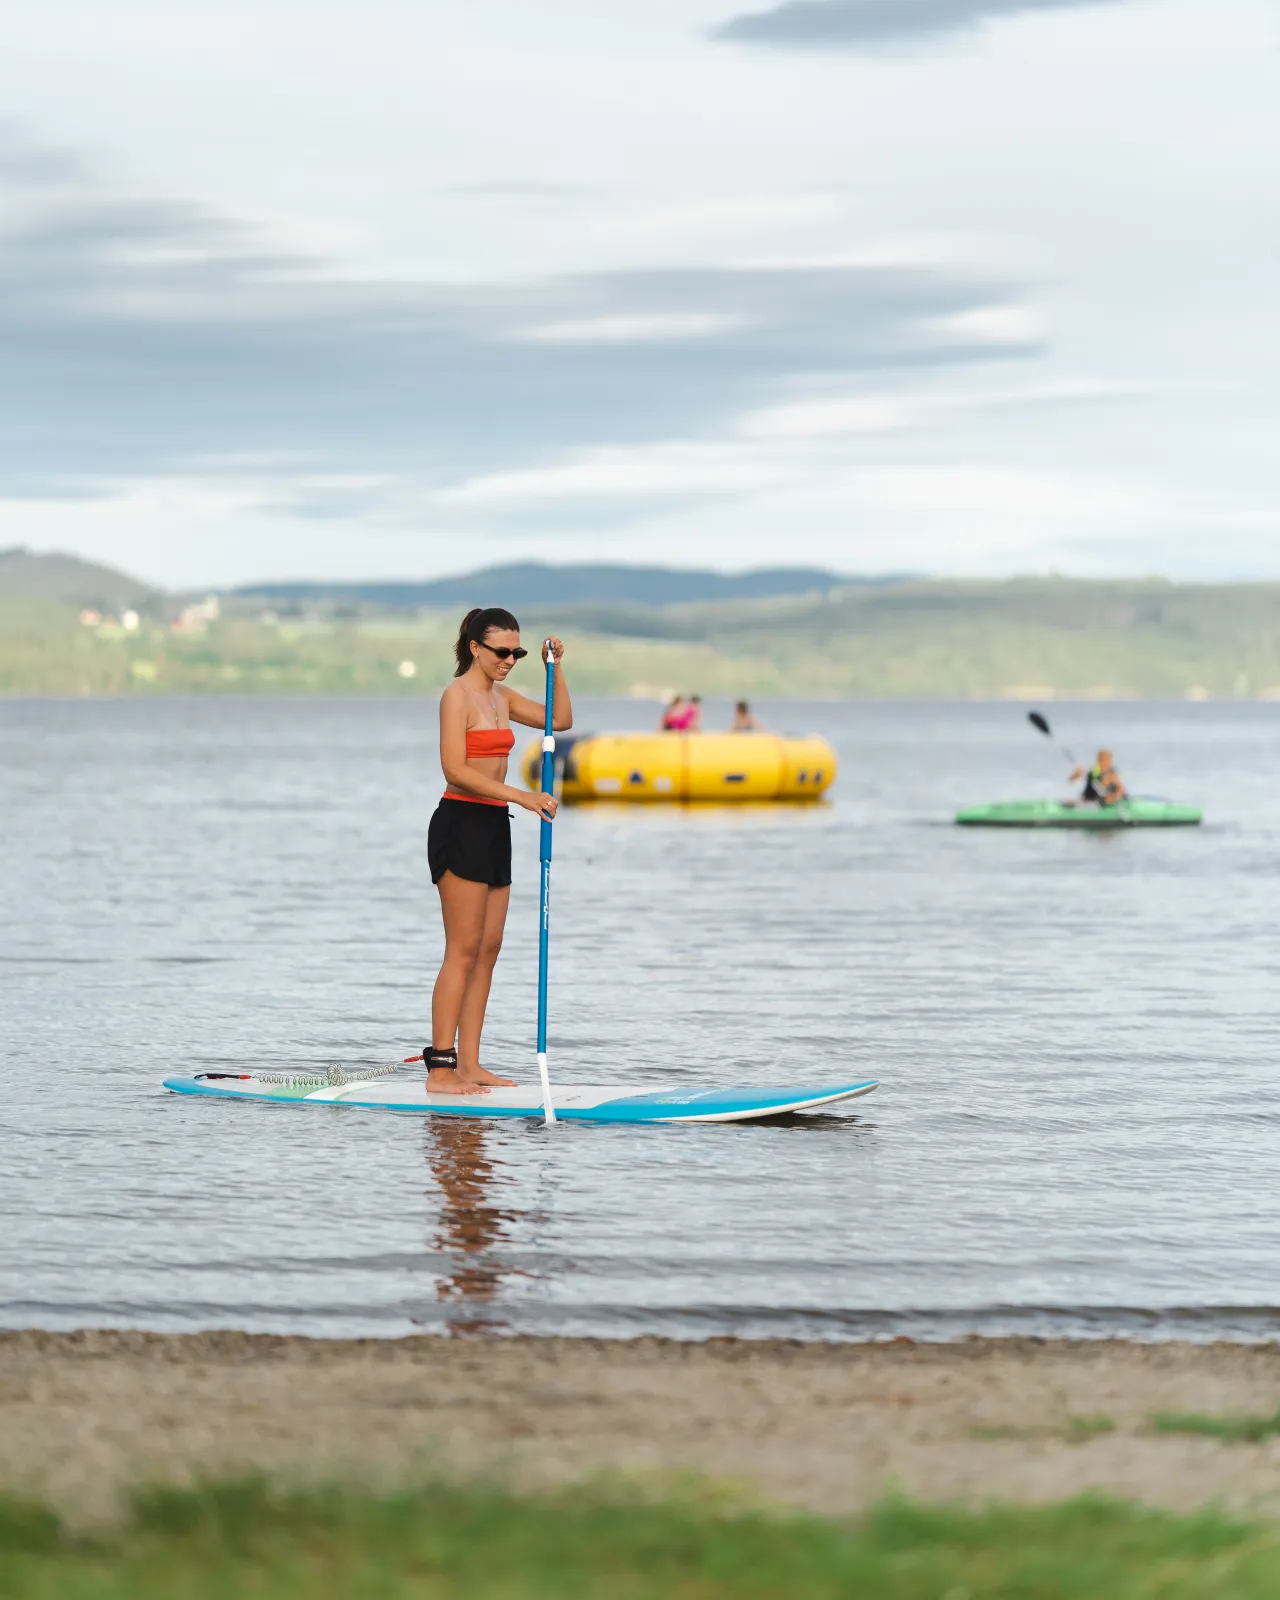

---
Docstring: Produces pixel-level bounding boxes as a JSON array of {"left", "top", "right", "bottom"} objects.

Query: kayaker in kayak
[{"left": 1070, "top": 749, "right": 1127, "bottom": 805}]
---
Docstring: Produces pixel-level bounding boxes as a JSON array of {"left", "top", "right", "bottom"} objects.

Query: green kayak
[{"left": 956, "top": 799, "right": 1202, "bottom": 828}]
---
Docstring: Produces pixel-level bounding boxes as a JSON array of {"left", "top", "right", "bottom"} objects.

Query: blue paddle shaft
[{"left": 536, "top": 647, "right": 555, "bottom": 1056}]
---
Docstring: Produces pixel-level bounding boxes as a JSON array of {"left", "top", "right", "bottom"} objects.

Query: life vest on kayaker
[{"left": 1083, "top": 762, "right": 1125, "bottom": 804}]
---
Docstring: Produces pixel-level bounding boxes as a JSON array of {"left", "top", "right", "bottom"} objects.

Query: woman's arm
[
  {"left": 504, "top": 636, "right": 573, "bottom": 731},
  {"left": 439, "top": 685, "right": 555, "bottom": 814}
]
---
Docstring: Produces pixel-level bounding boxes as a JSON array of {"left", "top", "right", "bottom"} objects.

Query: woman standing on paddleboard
[{"left": 423, "top": 607, "right": 571, "bottom": 1095}]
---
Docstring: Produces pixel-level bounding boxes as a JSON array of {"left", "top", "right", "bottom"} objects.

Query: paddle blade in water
[{"left": 1028, "top": 710, "right": 1052, "bottom": 738}]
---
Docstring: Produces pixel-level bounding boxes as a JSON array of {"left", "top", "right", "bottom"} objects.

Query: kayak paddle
[
  {"left": 1027, "top": 709, "right": 1077, "bottom": 768},
  {"left": 536, "top": 641, "right": 557, "bottom": 1126}
]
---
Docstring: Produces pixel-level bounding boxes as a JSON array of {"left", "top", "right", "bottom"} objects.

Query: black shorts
[{"left": 428, "top": 798, "right": 512, "bottom": 888}]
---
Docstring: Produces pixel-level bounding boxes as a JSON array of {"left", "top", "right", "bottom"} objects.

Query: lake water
[{"left": 3, "top": 695, "right": 1280, "bottom": 1342}]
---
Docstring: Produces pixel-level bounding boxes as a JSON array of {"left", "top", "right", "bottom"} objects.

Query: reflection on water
[
  {"left": 577, "top": 798, "right": 834, "bottom": 824},
  {"left": 423, "top": 1120, "right": 523, "bottom": 1333},
  {"left": 6, "top": 695, "right": 1280, "bottom": 1341}
]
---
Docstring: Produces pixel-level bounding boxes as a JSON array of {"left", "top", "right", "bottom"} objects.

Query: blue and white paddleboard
[{"left": 162, "top": 1072, "right": 877, "bottom": 1124}]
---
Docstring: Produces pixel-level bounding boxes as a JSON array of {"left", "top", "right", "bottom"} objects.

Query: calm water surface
[{"left": 3, "top": 696, "right": 1280, "bottom": 1340}]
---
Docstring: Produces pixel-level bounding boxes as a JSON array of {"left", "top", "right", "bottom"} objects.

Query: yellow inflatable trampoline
[{"left": 521, "top": 732, "right": 836, "bottom": 803}]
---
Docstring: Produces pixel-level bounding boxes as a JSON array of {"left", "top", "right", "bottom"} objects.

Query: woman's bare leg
[
  {"left": 457, "top": 885, "right": 516, "bottom": 1086},
  {"left": 429, "top": 872, "right": 490, "bottom": 1095}
]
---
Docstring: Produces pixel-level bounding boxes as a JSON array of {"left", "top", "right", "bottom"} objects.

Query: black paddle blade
[{"left": 1028, "top": 710, "right": 1052, "bottom": 737}]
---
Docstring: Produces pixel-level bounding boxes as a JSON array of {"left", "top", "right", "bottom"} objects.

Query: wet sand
[{"left": 4, "top": 1331, "right": 1280, "bottom": 1519}]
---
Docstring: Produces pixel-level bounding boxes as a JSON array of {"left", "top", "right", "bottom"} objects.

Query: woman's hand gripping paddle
[{"left": 536, "top": 641, "right": 557, "bottom": 1125}]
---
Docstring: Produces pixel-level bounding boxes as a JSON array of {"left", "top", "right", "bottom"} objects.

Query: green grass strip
[
  {"left": 3, "top": 1479, "right": 1280, "bottom": 1598},
  {"left": 1150, "top": 1407, "right": 1280, "bottom": 1443}
]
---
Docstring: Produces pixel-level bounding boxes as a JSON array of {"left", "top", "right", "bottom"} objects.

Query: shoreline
[{"left": 6, "top": 1330, "right": 1280, "bottom": 1519}]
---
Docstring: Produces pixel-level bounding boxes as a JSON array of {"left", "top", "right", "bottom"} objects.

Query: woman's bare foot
[
  {"left": 426, "top": 1067, "right": 485, "bottom": 1096},
  {"left": 423, "top": 1048, "right": 484, "bottom": 1096},
  {"left": 457, "top": 1062, "right": 518, "bottom": 1088}
]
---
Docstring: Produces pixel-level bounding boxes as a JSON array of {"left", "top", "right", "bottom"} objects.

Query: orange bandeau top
[{"left": 443, "top": 726, "right": 517, "bottom": 806}]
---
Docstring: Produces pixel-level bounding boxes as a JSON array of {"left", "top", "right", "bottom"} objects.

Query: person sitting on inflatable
[
  {"left": 1069, "top": 749, "right": 1127, "bottom": 805},
  {"left": 660, "top": 695, "right": 699, "bottom": 731},
  {"left": 731, "top": 699, "right": 761, "bottom": 731}
]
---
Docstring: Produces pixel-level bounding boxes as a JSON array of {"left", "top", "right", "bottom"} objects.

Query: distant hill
[
  {"left": 0, "top": 547, "right": 156, "bottom": 609},
  {"left": 10, "top": 573, "right": 1280, "bottom": 698},
  {"left": 234, "top": 561, "right": 886, "bottom": 610}
]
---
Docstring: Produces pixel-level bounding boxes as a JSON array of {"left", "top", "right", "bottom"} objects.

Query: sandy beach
[{"left": 4, "top": 1331, "right": 1280, "bottom": 1519}]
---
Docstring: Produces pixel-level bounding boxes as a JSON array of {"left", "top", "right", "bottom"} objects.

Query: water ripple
[{"left": 4, "top": 695, "right": 1280, "bottom": 1341}]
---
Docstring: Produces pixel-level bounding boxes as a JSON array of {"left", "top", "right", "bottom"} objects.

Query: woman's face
[{"left": 471, "top": 627, "right": 522, "bottom": 683}]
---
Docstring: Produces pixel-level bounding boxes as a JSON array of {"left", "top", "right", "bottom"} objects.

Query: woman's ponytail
[
  {"left": 454, "top": 609, "right": 483, "bottom": 676},
  {"left": 453, "top": 606, "right": 521, "bottom": 676}
]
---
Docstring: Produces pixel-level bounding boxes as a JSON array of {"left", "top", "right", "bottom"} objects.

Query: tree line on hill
[{"left": 6, "top": 547, "right": 1280, "bottom": 698}]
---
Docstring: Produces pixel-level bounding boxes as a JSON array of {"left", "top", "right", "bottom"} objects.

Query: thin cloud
[
  {"left": 0, "top": 123, "right": 86, "bottom": 187},
  {"left": 715, "top": 0, "right": 1119, "bottom": 49},
  {"left": 0, "top": 135, "right": 1041, "bottom": 522},
  {"left": 443, "top": 180, "right": 597, "bottom": 201}
]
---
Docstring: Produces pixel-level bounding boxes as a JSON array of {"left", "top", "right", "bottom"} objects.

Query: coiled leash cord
[{"left": 253, "top": 1061, "right": 404, "bottom": 1089}]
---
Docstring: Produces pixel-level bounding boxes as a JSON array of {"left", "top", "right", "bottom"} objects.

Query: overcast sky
[{"left": 2, "top": 0, "right": 1277, "bottom": 585}]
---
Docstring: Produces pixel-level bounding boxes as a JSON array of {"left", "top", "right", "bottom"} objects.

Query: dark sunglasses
[{"left": 478, "top": 642, "right": 528, "bottom": 662}]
